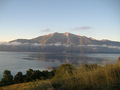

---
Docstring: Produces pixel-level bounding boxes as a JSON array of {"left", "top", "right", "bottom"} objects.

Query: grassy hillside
[
  {"left": 1, "top": 58, "right": 120, "bottom": 90},
  {"left": 0, "top": 80, "right": 54, "bottom": 90}
]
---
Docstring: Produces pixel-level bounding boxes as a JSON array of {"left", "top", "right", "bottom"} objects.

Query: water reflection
[{"left": 23, "top": 53, "right": 116, "bottom": 64}]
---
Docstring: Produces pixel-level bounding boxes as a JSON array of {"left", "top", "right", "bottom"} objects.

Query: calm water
[{"left": 0, "top": 51, "right": 119, "bottom": 79}]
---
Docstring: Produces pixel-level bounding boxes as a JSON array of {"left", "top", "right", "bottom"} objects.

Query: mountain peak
[
  {"left": 50, "top": 32, "right": 72, "bottom": 36},
  {"left": 64, "top": 32, "right": 70, "bottom": 37},
  {"left": 48, "top": 32, "right": 61, "bottom": 36},
  {"left": 9, "top": 32, "right": 120, "bottom": 47}
]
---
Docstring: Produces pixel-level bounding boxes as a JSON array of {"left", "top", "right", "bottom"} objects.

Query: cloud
[
  {"left": 41, "top": 28, "right": 51, "bottom": 32},
  {"left": 72, "top": 26, "right": 92, "bottom": 31}
]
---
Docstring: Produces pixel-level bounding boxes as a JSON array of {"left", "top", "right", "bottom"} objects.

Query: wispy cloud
[
  {"left": 41, "top": 28, "right": 51, "bottom": 32},
  {"left": 72, "top": 26, "right": 92, "bottom": 31}
]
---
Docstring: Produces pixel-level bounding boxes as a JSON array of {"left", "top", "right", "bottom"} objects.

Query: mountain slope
[
  {"left": 10, "top": 32, "right": 120, "bottom": 46},
  {"left": 0, "top": 32, "right": 119, "bottom": 53}
]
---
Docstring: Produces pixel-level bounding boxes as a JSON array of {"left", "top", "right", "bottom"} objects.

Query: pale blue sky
[{"left": 0, "top": 0, "right": 120, "bottom": 41}]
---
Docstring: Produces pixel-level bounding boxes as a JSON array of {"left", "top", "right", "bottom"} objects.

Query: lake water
[{"left": 0, "top": 51, "right": 120, "bottom": 79}]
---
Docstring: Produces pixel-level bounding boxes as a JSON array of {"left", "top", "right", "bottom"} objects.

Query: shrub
[{"left": 1, "top": 70, "right": 13, "bottom": 86}]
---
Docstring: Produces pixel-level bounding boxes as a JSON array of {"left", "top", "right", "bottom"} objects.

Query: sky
[{"left": 0, "top": 0, "right": 120, "bottom": 42}]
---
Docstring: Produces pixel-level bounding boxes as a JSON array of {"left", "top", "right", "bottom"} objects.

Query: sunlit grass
[{"left": 1, "top": 58, "right": 120, "bottom": 90}]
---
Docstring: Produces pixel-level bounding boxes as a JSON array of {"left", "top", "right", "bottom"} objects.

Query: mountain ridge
[
  {"left": 0, "top": 32, "right": 119, "bottom": 53},
  {"left": 10, "top": 32, "right": 120, "bottom": 46}
]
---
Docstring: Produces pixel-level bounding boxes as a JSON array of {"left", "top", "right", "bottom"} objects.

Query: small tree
[
  {"left": 1, "top": 70, "right": 13, "bottom": 85},
  {"left": 14, "top": 72, "right": 24, "bottom": 83},
  {"left": 25, "top": 69, "right": 34, "bottom": 81}
]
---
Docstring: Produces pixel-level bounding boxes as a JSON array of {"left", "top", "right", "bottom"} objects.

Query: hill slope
[
  {"left": 1, "top": 61, "right": 120, "bottom": 90},
  {"left": 0, "top": 32, "right": 120, "bottom": 53},
  {"left": 10, "top": 32, "right": 120, "bottom": 46}
]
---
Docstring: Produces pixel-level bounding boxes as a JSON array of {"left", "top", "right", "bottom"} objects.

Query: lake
[{"left": 0, "top": 51, "right": 120, "bottom": 79}]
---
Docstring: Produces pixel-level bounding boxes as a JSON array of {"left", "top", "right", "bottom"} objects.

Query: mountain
[
  {"left": 10, "top": 32, "right": 120, "bottom": 46},
  {"left": 0, "top": 32, "right": 120, "bottom": 53}
]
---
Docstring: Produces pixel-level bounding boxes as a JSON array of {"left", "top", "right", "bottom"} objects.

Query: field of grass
[{"left": 1, "top": 58, "right": 120, "bottom": 90}]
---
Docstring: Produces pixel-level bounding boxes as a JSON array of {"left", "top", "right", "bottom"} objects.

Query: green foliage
[
  {"left": 0, "top": 70, "right": 13, "bottom": 86},
  {"left": 0, "top": 69, "right": 55, "bottom": 87},
  {"left": 1, "top": 58, "right": 120, "bottom": 90},
  {"left": 14, "top": 72, "right": 24, "bottom": 83},
  {"left": 25, "top": 69, "right": 55, "bottom": 82}
]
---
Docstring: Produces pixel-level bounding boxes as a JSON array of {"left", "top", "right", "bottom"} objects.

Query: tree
[
  {"left": 1, "top": 70, "right": 13, "bottom": 85},
  {"left": 14, "top": 72, "right": 24, "bottom": 83},
  {"left": 25, "top": 69, "right": 34, "bottom": 81}
]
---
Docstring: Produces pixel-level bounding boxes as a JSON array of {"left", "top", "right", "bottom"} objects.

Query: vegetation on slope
[
  {"left": 0, "top": 57, "right": 120, "bottom": 90},
  {"left": 0, "top": 69, "right": 55, "bottom": 86}
]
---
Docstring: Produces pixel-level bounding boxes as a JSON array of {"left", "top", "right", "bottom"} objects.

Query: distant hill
[{"left": 0, "top": 32, "right": 120, "bottom": 53}]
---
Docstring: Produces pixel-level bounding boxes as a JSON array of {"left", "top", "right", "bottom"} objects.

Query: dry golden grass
[
  {"left": 1, "top": 59, "right": 120, "bottom": 90},
  {"left": 0, "top": 80, "right": 54, "bottom": 90}
]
